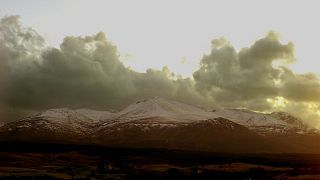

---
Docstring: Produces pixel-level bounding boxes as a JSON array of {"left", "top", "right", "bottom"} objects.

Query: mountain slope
[
  {"left": 95, "top": 98, "right": 319, "bottom": 153},
  {"left": 0, "top": 98, "right": 319, "bottom": 153},
  {"left": 96, "top": 117, "right": 273, "bottom": 153},
  {"left": 0, "top": 108, "right": 114, "bottom": 144},
  {"left": 214, "top": 108, "right": 311, "bottom": 134},
  {"left": 116, "top": 97, "right": 219, "bottom": 122}
]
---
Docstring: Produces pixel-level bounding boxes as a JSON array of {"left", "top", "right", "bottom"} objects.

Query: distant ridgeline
[{"left": 0, "top": 97, "right": 319, "bottom": 153}]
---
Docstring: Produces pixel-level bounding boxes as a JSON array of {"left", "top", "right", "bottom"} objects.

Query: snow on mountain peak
[
  {"left": 214, "top": 108, "right": 287, "bottom": 127},
  {"left": 2, "top": 98, "right": 312, "bottom": 136},
  {"left": 39, "top": 108, "right": 114, "bottom": 122},
  {"left": 270, "top": 112, "right": 305, "bottom": 127},
  {"left": 213, "top": 108, "right": 309, "bottom": 134},
  {"left": 117, "top": 97, "right": 219, "bottom": 122},
  {"left": 39, "top": 108, "right": 72, "bottom": 119}
]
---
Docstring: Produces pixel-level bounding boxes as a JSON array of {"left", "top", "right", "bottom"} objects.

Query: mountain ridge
[{"left": 0, "top": 97, "right": 319, "bottom": 153}]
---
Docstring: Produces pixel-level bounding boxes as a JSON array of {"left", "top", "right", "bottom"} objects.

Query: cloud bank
[
  {"left": 0, "top": 15, "right": 207, "bottom": 120},
  {"left": 193, "top": 32, "right": 320, "bottom": 127},
  {"left": 0, "top": 16, "right": 319, "bottom": 128}
]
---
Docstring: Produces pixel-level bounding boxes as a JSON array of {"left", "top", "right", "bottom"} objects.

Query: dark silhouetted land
[{"left": 1, "top": 142, "right": 320, "bottom": 179}]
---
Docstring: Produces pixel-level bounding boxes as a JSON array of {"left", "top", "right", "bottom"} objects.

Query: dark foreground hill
[{"left": 1, "top": 142, "right": 320, "bottom": 179}]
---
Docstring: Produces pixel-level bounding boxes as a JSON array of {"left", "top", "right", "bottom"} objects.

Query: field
[{"left": 0, "top": 142, "right": 320, "bottom": 179}]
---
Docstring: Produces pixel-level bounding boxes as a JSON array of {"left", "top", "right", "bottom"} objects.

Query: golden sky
[{"left": 1, "top": 0, "right": 320, "bottom": 77}]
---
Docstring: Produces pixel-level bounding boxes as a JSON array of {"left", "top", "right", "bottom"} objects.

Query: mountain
[
  {"left": 213, "top": 109, "right": 310, "bottom": 135},
  {"left": 116, "top": 97, "right": 219, "bottom": 122},
  {"left": 0, "top": 97, "right": 319, "bottom": 153},
  {"left": 0, "top": 108, "right": 114, "bottom": 144},
  {"left": 95, "top": 98, "right": 265, "bottom": 152}
]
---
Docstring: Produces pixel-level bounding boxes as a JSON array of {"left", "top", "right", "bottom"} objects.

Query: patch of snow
[
  {"left": 39, "top": 108, "right": 71, "bottom": 120},
  {"left": 3, "top": 97, "right": 315, "bottom": 137},
  {"left": 38, "top": 108, "right": 114, "bottom": 124},
  {"left": 215, "top": 109, "right": 287, "bottom": 127},
  {"left": 270, "top": 112, "right": 306, "bottom": 128},
  {"left": 214, "top": 108, "right": 310, "bottom": 134},
  {"left": 117, "top": 97, "right": 219, "bottom": 123}
]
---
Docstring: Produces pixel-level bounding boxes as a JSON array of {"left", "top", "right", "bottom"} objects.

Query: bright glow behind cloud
[{"left": 1, "top": 0, "right": 320, "bottom": 77}]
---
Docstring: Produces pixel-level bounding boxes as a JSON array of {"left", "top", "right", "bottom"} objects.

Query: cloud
[
  {"left": 0, "top": 16, "right": 209, "bottom": 121},
  {"left": 280, "top": 73, "right": 320, "bottom": 102},
  {"left": 193, "top": 32, "right": 294, "bottom": 104},
  {"left": 0, "top": 15, "right": 319, "bottom": 128},
  {"left": 193, "top": 31, "right": 320, "bottom": 127}
]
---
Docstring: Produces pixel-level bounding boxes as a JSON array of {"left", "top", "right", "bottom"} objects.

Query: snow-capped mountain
[
  {"left": 108, "top": 97, "right": 312, "bottom": 135},
  {"left": 38, "top": 108, "right": 115, "bottom": 126},
  {"left": 270, "top": 111, "right": 307, "bottom": 129},
  {"left": 116, "top": 97, "right": 219, "bottom": 122},
  {"left": 0, "top": 108, "right": 114, "bottom": 143},
  {"left": 95, "top": 98, "right": 264, "bottom": 152},
  {"left": 213, "top": 109, "right": 310, "bottom": 134},
  {"left": 96, "top": 97, "right": 223, "bottom": 136},
  {"left": 0, "top": 97, "right": 319, "bottom": 153}
]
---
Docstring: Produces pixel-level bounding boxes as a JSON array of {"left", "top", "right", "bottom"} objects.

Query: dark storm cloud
[
  {"left": 192, "top": 31, "right": 320, "bottom": 127},
  {"left": 281, "top": 73, "right": 320, "bottom": 102},
  {"left": 192, "top": 31, "right": 320, "bottom": 108},
  {"left": 0, "top": 16, "right": 208, "bottom": 121},
  {"left": 0, "top": 15, "right": 320, "bottom": 127},
  {"left": 193, "top": 32, "right": 294, "bottom": 103}
]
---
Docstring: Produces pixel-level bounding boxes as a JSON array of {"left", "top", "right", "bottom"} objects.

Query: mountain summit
[
  {"left": 0, "top": 97, "right": 319, "bottom": 153},
  {"left": 116, "top": 97, "right": 218, "bottom": 122}
]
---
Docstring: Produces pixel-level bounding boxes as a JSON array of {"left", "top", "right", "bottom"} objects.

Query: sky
[
  {"left": 1, "top": 0, "right": 320, "bottom": 77},
  {"left": 1, "top": 0, "right": 320, "bottom": 129}
]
